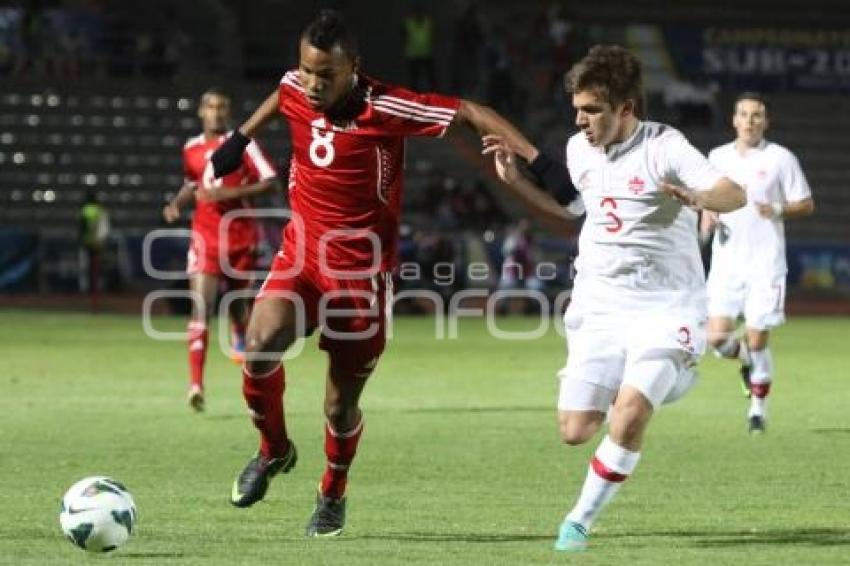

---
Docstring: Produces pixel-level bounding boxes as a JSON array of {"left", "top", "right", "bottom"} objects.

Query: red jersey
[
  {"left": 278, "top": 70, "right": 460, "bottom": 271},
  {"left": 183, "top": 133, "right": 277, "bottom": 251}
]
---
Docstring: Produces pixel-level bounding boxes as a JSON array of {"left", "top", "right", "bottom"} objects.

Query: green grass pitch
[{"left": 1, "top": 311, "right": 849, "bottom": 565}]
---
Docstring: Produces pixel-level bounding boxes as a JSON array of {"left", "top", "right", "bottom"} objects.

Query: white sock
[
  {"left": 749, "top": 395, "right": 767, "bottom": 418},
  {"left": 565, "top": 435, "right": 641, "bottom": 531}
]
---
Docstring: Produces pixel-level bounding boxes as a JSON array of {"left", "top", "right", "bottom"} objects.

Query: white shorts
[
  {"left": 556, "top": 305, "right": 703, "bottom": 412},
  {"left": 707, "top": 270, "right": 785, "bottom": 330}
]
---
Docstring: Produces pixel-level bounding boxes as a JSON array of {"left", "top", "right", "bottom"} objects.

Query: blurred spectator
[
  {"left": 77, "top": 189, "right": 110, "bottom": 311},
  {"left": 450, "top": 1, "right": 483, "bottom": 97},
  {"left": 498, "top": 219, "right": 543, "bottom": 314},
  {"left": 0, "top": 5, "right": 22, "bottom": 73},
  {"left": 483, "top": 27, "right": 518, "bottom": 118},
  {"left": 663, "top": 78, "right": 719, "bottom": 127},
  {"left": 546, "top": 3, "right": 574, "bottom": 96},
  {"left": 403, "top": 0, "right": 437, "bottom": 91}
]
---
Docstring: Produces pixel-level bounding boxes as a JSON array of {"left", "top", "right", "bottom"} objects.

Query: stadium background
[{"left": 1, "top": 0, "right": 849, "bottom": 311}]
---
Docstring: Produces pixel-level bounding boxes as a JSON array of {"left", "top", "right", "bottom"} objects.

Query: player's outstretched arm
[
  {"left": 454, "top": 100, "right": 579, "bottom": 208},
  {"left": 162, "top": 181, "right": 197, "bottom": 223},
  {"left": 197, "top": 178, "right": 282, "bottom": 203},
  {"left": 453, "top": 100, "right": 539, "bottom": 161},
  {"left": 482, "top": 135, "right": 578, "bottom": 234},
  {"left": 660, "top": 177, "right": 745, "bottom": 213},
  {"left": 211, "top": 90, "right": 280, "bottom": 178}
]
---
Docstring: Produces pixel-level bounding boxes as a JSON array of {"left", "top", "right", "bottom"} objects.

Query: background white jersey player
[
  {"left": 701, "top": 92, "right": 815, "bottom": 433},
  {"left": 483, "top": 45, "right": 745, "bottom": 552}
]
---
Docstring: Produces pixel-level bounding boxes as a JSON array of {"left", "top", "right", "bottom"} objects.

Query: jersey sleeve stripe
[
  {"left": 371, "top": 103, "right": 451, "bottom": 126},
  {"left": 280, "top": 70, "right": 302, "bottom": 85},
  {"left": 281, "top": 77, "right": 304, "bottom": 93},
  {"left": 374, "top": 94, "right": 456, "bottom": 118},
  {"left": 373, "top": 99, "right": 455, "bottom": 121},
  {"left": 183, "top": 134, "right": 204, "bottom": 149},
  {"left": 245, "top": 140, "right": 277, "bottom": 180}
]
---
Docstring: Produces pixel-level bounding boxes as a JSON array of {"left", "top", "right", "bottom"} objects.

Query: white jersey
[
  {"left": 708, "top": 139, "right": 811, "bottom": 277},
  {"left": 566, "top": 121, "right": 724, "bottom": 314}
]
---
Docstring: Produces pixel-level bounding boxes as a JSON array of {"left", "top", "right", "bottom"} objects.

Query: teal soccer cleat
[{"left": 554, "top": 520, "right": 588, "bottom": 552}]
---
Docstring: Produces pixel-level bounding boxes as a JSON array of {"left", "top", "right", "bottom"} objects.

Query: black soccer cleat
[
  {"left": 748, "top": 415, "right": 766, "bottom": 434},
  {"left": 739, "top": 365, "right": 753, "bottom": 398},
  {"left": 305, "top": 492, "right": 346, "bottom": 537},
  {"left": 230, "top": 442, "right": 297, "bottom": 508}
]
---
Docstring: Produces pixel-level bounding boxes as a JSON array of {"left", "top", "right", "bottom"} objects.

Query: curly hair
[{"left": 565, "top": 45, "right": 646, "bottom": 118}]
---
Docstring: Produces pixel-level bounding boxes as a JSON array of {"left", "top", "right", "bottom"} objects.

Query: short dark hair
[
  {"left": 734, "top": 91, "right": 770, "bottom": 115},
  {"left": 200, "top": 87, "right": 230, "bottom": 105},
  {"left": 565, "top": 45, "right": 646, "bottom": 118},
  {"left": 302, "top": 9, "right": 358, "bottom": 59}
]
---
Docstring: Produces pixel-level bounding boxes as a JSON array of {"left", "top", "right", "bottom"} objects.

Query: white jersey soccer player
[
  {"left": 483, "top": 45, "right": 744, "bottom": 552},
  {"left": 562, "top": 120, "right": 724, "bottom": 410},
  {"left": 703, "top": 92, "right": 815, "bottom": 433}
]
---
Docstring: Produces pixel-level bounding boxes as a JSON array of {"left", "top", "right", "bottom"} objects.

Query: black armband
[
  {"left": 528, "top": 152, "right": 578, "bottom": 205},
  {"left": 211, "top": 131, "right": 250, "bottom": 178}
]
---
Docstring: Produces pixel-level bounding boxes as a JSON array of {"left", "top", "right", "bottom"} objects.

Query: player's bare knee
[
  {"left": 707, "top": 333, "right": 726, "bottom": 349},
  {"left": 558, "top": 416, "right": 599, "bottom": 445}
]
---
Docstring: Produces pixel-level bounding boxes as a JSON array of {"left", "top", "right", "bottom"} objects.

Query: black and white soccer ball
[{"left": 59, "top": 476, "right": 137, "bottom": 552}]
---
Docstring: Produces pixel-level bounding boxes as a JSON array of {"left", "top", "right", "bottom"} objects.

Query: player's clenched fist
[{"left": 162, "top": 203, "right": 180, "bottom": 223}]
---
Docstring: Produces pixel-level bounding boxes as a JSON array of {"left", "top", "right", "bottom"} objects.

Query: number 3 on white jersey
[{"left": 309, "top": 117, "right": 335, "bottom": 167}]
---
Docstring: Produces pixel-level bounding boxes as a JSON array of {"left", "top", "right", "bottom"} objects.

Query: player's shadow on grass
[
  {"left": 359, "top": 532, "right": 552, "bottom": 543},
  {"left": 360, "top": 528, "right": 850, "bottom": 546},
  {"left": 204, "top": 414, "right": 248, "bottom": 421},
  {"left": 613, "top": 528, "right": 850, "bottom": 547},
  {"left": 120, "top": 551, "right": 186, "bottom": 559},
  {"left": 810, "top": 427, "right": 850, "bottom": 435},
  {"left": 201, "top": 407, "right": 551, "bottom": 420},
  {"left": 391, "top": 406, "right": 552, "bottom": 415}
]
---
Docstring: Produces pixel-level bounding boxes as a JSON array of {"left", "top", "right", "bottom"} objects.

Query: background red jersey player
[
  {"left": 163, "top": 88, "right": 279, "bottom": 412},
  {"left": 211, "top": 10, "right": 558, "bottom": 537}
]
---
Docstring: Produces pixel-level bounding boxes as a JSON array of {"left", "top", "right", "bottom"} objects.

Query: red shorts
[
  {"left": 187, "top": 232, "right": 255, "bottom": 285},
  {"left": 257, "top": 248, "right": 392, "bottom": 378}
]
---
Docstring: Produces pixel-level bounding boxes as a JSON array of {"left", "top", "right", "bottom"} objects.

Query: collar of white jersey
[
  {"left": 604, "top": 120, "right": 645, "bottom": 160},
  {"left": 735, "top": 137, "right": 768, "bottom": 156}
]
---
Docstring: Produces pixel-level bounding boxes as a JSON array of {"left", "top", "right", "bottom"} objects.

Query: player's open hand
[
  {"left": 659, "top": 181, "right": 702, "bottom": 210},
  {"left": 482, "top": 134, "right": 520, "bottom": 185},
  {"left": 162, "top": 203, "right": 180, "bottom": 223}
]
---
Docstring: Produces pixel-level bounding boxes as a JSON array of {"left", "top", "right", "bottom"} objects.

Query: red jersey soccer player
[
  {"left": 163, "top": 88, "right": 279, "bottom": 412},
  {"left": 211, "top": 10, "right": 562, "bottom": 536}
]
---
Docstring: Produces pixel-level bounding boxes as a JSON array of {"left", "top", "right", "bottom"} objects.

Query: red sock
[
  {"left": 242, "top": 364, "right": 289, "bottom": 458},
  {"left": 187, "top": 321, "right": 208, "bottom": 389},
  {"left": 320, "top": 419, "right": 364, "bottom": 500}
]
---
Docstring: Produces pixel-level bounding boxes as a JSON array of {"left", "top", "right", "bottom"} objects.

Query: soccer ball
[{"left": 59, "top": 476, "right": 137, "bottom": 552}]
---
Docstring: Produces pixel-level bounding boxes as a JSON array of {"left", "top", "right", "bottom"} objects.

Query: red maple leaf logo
[{"left": 628, "top": 176, "right": 645, "bottom": 195}]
